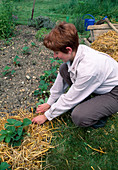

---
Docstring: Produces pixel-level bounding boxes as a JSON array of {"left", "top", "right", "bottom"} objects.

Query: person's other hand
[
  {"left": 36, "top": 103, "right": 50, "bottom": 113},
  {"left": 32, "top": 114, "right": 47, "bottom": 125}
]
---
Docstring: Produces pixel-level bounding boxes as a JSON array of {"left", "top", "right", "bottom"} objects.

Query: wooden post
[{"left": 31, "top": 0, "right": 36, "bottom": 20}]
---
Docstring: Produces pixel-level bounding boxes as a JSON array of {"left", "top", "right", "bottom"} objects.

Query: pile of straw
[
  {"left": 0, "top": 109, "right": 64, "bottom": 169},
  {"left": 91, "top": 30, "right": 118, "bottom": 61}
]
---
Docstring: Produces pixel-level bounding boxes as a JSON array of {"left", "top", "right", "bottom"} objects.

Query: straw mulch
[
  {"left": 0, "top": 109, "right": 65, "bottom": 170},
  {"left": 91, "top": 30, "right": 118, "bottom": 61}
]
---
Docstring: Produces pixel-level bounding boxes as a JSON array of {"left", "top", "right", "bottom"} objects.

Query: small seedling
[
  {"left": 0, "top": 118, "right": 32, "bottom": 147},
  {"left": 13, "top": 55, "right": 20, "bottom": 66},
  {"left": 22, "top": 46, "right": 31, "bottom": 55},
  {"left": 2, "top": 66, "right": 15, "bottom": 77},
  {"left": 31, "top": 42, "right": 38, "bottom": 47}
]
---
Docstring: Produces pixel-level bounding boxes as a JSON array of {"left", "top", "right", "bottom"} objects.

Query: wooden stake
[{"left": 31, "top": 0, "right": 36, "bottom": 20}]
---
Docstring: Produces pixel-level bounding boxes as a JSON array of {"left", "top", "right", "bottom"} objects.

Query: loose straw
[{"left": 0, "top": 109, "right": 63, "bottom": 169}]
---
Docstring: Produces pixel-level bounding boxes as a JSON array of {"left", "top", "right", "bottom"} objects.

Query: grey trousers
[{"left": 59, "top": 63, "right": 118, "bottom": 127}]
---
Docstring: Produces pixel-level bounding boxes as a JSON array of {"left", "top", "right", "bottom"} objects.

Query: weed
[
  {"left": 0, "top": 118, "right": 32, "bottom": 147},
  {"left": 22, "top": 46, "right": 31, "bottom": 55}
]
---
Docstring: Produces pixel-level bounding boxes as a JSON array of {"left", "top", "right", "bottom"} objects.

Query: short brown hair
[{"left": 43, "top": 21, "right": 79, "bottom": 53}]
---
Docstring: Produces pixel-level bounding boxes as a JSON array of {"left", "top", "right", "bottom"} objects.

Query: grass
[
  {"left": 0, "top": 0, "right": 118, "bottom": 25},
  {"left": 43, "top": 113, "right": 118, "bottom": 169}
]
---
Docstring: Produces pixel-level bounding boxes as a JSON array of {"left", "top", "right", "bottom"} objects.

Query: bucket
[{"left": 82, "top": 14, "right": 95, "bottom": 31}]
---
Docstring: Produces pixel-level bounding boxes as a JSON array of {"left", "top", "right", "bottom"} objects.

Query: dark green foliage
[
  {"left": 28, "top": 16, "right": 55, "bottom": 30},
  {"left": 0, "top": 0, "right": 16, "bottom": 39},
  {"left": 36, "top": 97, "right": 48, "bottom": 107},
  {"left": 0, "top": 118, "right": 32, "bottom": 147},
  {"left": 0, "top": 159, "right": 11, "bottom": 170},
  {"left": 34, "top": 58, "right": 62, "bottom": 98}
]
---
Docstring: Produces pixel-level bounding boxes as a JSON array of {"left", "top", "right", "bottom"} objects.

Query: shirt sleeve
[
  {"left": 47, "top": 72, "right": 69, "bottom": 106},
  {"left": 45, "top": 74, "right": 102, "bottom": 120}
]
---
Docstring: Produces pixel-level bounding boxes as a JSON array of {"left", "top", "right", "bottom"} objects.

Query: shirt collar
[{"left": 67, "top": 45, "right": 84, "bottom": 73}]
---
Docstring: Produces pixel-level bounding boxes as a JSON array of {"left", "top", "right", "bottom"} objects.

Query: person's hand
[
  {"left": 36, "top": 103, "right": 50, "bottom": 113},
  {"left": 32, "top": 114, "right": 47, "bottom": 125}
]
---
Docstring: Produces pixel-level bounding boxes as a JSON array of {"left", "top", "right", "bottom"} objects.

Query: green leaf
[
  {"left": 14, "top": 121, "right": 23, "bottom": 126},
  {"left": 10, "top": 131, "right": 17, "bottom": 137},
  {"left": 11, "top": 70, "right": 15, "bottom": 75},
  {"left": 7, "top": 119, "right": 17, "bottom": 125},
  {"left": 22, "top": 118, "right": 32, "bottom": 126},
  {"left": 39, "top": 99, "right": 45, "bottom": 103},
  {"left": 0, "top": 130, "right": 7, "bottom": 135},
  {"left": 34, "top": 90, "right": 40, "bottom": 96},
  {"left": 0, "top": 135, "right": 6, "bottom": 142},
  {"left": 14, "top": 55, "right": 20, "bottom": 60},
  {"left": 13, "top": 135, "right": 21, "bottom": 141},
  {"left": 4, "top": 66, "right": 11, "bottom": 70},
  {"left": 6, "top": 126, "right": 15, "bottom": 133},
  {"left": 17, "top": 126, "right": 23, "bottom": 136},
  {"left": 0, "top": 162, "right": 10, "bottom": 170},
  {"left": 40, "top": 80, "right": 45, "bottom": 84},
  {"left": 13, "top": 140, "right": 22, "bottom": 147},
  {"left": 5, "top": 136, "right": 11, "bottom": 143}
]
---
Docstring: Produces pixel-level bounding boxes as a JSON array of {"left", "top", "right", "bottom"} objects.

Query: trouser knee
[
  {"left": 71, "top": 106, "right": 95, "bottom": 127},
  {"left": 71, "top": 109, "right": 87, "bottom": 127}
]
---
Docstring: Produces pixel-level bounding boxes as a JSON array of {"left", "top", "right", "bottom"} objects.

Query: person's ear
[{"left": 66, "top": 47, "right": 72, "bottom": 54}]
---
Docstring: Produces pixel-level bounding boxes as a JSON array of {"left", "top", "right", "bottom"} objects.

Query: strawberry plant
[
  {"left": 22, "top": 46, "right": 31, "bottom": 55},
  {"left": 0, "top": 158, "right": 11, "bottom": 170},
  {"left": 34, "top": 58, "right": 62, "bottom": 98},
  {"left": 13, "top": 55, "right": 20, "bottom": 66},
  {"left": 0, "top": 118, "right": 32, "bottom": 147},
  {"left": 0, "top": 159, "right": 11, "bottom": 170},
  {"left": 2, "top": 66, "right": 15, "bottom": 77},
  {"left": 31, "top": 42, "right": 38, "bottom": 47},
  {"left": 36, "top": 97, "right": 48, "bottom": 107}
]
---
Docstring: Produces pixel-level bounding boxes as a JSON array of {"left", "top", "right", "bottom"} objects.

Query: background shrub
[
  {"left": 0, "top": 0, "right": 16, "bottom": 39},
  {"left": 28, "top": 16, "right": 55, "bottom": 30}
]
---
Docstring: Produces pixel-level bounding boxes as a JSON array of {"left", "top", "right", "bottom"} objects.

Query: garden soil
[
  {"left": 0, "top": 25, "right": 55, "bottom": 114},
  {"left": 0, "top": 25, "right": 84, "bottom": 116}
]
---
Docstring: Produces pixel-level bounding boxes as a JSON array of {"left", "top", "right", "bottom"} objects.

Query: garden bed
[{"left": 0, "top": 25, "right": 54, "bottom": 114}]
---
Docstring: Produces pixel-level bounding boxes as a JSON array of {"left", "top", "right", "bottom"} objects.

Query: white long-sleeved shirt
[{"left": 44, "top": 45, "right": 118, "bottom": 120}]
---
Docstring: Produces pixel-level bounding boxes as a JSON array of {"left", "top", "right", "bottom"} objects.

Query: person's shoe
[{"left": 92, "top": 116, "right": 108, "bottom": 129}]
